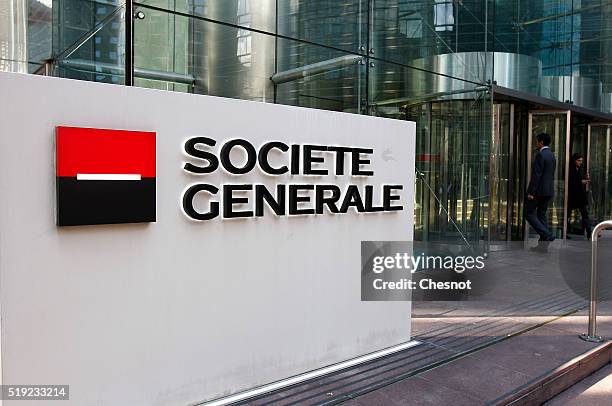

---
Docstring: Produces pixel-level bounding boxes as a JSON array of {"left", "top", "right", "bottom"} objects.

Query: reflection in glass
[
  {"left": 277, "top": 0, "right": 365, "bottom": 54},
  {"left": 407, "top": 98, "right": 490, "bottom": 249},
  {"left": 191, "top": 14, "right": 275, "bottom": 101},
  {"left": 54, "top": 0, "right": 125, "bottom": 84},
  {"left": 275, "top": 37, "right": 365, "bottom": 112},
  {"left": 589, "top": 125, "right": 612, "bottom": 223},
  {"left": 139, "top": 0, "right": 276, "bottom": 33}
]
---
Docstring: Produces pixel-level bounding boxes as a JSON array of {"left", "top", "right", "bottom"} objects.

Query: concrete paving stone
[
  {"left": 468, "top": 327, "right": 598, "bottom": 377},
  {"left": 343, "top": 376, "right": 483, "bottom": 406},
  {"left": 507, "top": 326, "right": 599, "bottom": 356},
  {"left": 411, "top": 303, "right": 460, "bottom": 317},
  {"left": 341, "top": 390, "right": 398, "bottom": 406},
  {"left": 416, "top": 353, "right": 532, "bottom": 401},
  {"left": 413, "top": 317, "right": 483, "bottom": 338},
  {"left": 410, "top": 317, "right": 456, "bottom": 336},
  {"left": 430, "top": 335, "right": 507, "bottom": 354},
  {"left": 543, "top": 306, "right": 612, "bottom": 339}
]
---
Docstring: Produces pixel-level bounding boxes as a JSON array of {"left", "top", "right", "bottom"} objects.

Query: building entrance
[
  {"left": 526, "top": 110, "right": 571, "bottom": 240},
  {"left": 587, "top": 124, "right": 612, "bottom": 225},
  {"left": 411, "top": 98, "right": 612, "bottom": 246},
  {"left": 492, "top": 107, "right": 612, "bottom": 242},
  {"left": 407, "top": 98, "right": 490, "bottom": 251}
]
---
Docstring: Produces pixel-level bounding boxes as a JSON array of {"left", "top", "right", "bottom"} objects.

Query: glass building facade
[{"left": 2, "top": 0, "right": 612, "bottom": 249}]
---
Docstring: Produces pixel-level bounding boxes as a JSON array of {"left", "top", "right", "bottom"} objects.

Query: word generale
[{"left": 182, "top": 137, "right": 405, "bottom": 220}]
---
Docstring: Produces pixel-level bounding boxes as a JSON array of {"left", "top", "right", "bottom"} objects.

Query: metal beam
[
  {"left": 58, "top": 59, "right": 195, "bottom": 85},
  {"left": 270, "top": 55, "right": 363, "bottom": 85},
  {"left": 492, "top": 84, "right": 612, "bottom": 122},
  {"left": 125, "top": 0, "right": 134, "bottom": 86}
]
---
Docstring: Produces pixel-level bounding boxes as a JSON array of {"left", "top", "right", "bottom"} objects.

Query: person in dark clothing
[
  {"left": 567, "top": 153, "right": 592, "bottom": 239},
  {"left": 526, "top": 133, "right": 556, "bottom": 241}
]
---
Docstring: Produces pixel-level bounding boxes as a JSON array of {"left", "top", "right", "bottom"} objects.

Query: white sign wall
[{"left": 0, "top": 72, "right": 415, "bottom": 405}]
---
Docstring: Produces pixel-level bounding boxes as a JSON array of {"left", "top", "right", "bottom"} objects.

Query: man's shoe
[{"left": 530, "top": 244, "right": 549, "bottom": 252}]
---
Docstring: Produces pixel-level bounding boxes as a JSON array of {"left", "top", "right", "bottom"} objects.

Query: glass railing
[{"left": 53, "top": 0, "right": 126, "bottom": 84}]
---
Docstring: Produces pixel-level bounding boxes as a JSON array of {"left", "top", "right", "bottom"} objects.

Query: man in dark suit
[
  {"left": 526, "top": 133, "right": 556, "bottom": 241},
  {"left": 568, "top": 153, "right": 592, "bottom": 239}
]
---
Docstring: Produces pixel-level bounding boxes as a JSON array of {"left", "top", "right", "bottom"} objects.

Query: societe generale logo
[{"left": 55, "top": 126, "right": 156, "bottom": 226}]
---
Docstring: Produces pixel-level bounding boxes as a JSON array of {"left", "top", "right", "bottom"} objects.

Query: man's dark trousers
[{"left": 525, "top": 196, "right": 551, "bottom": 239}]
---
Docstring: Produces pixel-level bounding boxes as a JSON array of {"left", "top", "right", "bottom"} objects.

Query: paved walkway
[
  {"left": 343, "top": 238, "right": 612, "bottom": 405},
  {"left": 345, "top": 309, "right": 611, "bottom": 405}
]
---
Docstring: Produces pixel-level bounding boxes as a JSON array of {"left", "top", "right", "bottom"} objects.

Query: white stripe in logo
[{"left": 76, "top": 174, "right": 142, "bottom": 181}]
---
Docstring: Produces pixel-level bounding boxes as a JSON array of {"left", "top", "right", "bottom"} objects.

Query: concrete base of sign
[{"left": 199, "top": 340, "right": 421, "bottom": 406}]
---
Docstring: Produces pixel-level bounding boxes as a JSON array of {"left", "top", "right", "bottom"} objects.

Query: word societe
[{"left": 182, "top": 137, "right": 404, "bottom": 220}]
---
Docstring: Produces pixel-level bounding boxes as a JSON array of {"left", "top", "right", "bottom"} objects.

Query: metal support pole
[
  {"left": 44, "top": 60, "right": 53, "bottom": 76},
  {"left": 125, "top": 0, "right": 134, "bottom": 86},
  {"left": 579, "top": 220, "right": 612, "bottom": 342},
  {"left": 563, "top": 111, "right": 571, "bottom": 240},
  {"left": 57, "top": 59, "right": 195, "bottom": 84},
  {"left": 525, "top": 113, "right": 533, "bottom": 241},
  {"left": 32, "top": 58, "right": 54, "bottom": 76},
  {"left": 270, "top": 55, "right": 363, "bottom": 84}
]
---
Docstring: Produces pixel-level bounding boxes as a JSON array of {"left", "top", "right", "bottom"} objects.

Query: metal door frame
[
  {"left": 490, "top": 103, "right": 516, "bottom": 241},
  {"left": 507, "top": 104, "right": 515, "bottom": 241},
  {"left": 526, "top": 110, "right": 571, "bottom": 240}
]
